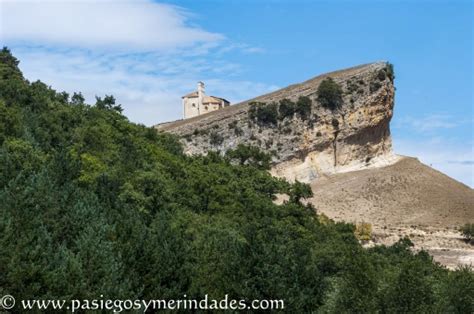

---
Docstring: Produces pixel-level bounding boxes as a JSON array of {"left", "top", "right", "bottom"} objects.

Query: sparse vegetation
[
  {"left": 295, "top": 96, "right": 312, "bottom": 120},
  {"left": 460, "top": 223, "right": 474, "bottom": 244},
  {"left": 228, "top": 120, "right": 238, "bottom": 129},
  {"left": 355, "top": 222, "right": 373, "bottom": 241},
  {"left": 317, "top": 77, "right": 344, "bottom": 110},
  {"left": 209, "top": 131, "right": 224, "bottom": 146},
  {"left": 346, "top": 82, "right": 356, "bottom": 93},
  {"left": 386, "top": 62, "right": 395, "bottom": 81},
  {"left": 370, "top": 81, "right": 382, "bottom": 93},
  {"left": 248, "top": 101, "right": 279, "bottom": 126},
  {"left": 278, "top": 98, "right": 296, "bottom": 120},
  {"left": 377, "top": 69, "right": 387, "bottom": 81},
  {"left": 233, "top": 126, "right": 243, "bottom": 136}
]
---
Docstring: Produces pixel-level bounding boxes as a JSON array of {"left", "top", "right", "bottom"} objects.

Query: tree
[
  {"left": 226, "top": 144, "right": 271, "bottom": 170},
  {"left": 295, "top": 96, "right": 312, "bottom": 120},
  {"left": 288, "top": 180, "right": 313, "bottom": 204},
  {"left": 71, "top": 92, "right": 85, "bottom": 105},
  {"left": 248, "top": 102, "right": 279, "bottom": 126},
  {"left": 278, "top": 99, "right": 295, "bottom": 120},
  {"left": 95, "top": 95, "right": 123, "bottom": 112},
  {"left": 317, "top": 77, "right": 343, "bottom": 110}
]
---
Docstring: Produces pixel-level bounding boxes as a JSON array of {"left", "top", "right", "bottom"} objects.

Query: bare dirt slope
[{"left": 307, "top": 156, "right": 474, "bottom": 268}]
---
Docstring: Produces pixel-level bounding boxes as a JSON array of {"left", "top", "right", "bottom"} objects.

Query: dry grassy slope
[
  {"left": 308, "top": 156, "right": 473, "bottom": 228},
  {"left": 307, "top": 156, "right": 474, "bottom": 268}
]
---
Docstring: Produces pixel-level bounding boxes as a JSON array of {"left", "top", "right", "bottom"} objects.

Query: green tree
[
  {"left": 278, "top": 98, "right": 295, "bottom": 120},
  {"left": 295, "top": 96, "right": 312, "bottom": 120},
  {"left": 317, "top": 77, "right": 343, "bottom": 110}
]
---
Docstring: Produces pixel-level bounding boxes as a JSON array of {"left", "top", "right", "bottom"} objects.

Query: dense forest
[{"left": 0, "top": 48, "right": 472, "bottom": 312}]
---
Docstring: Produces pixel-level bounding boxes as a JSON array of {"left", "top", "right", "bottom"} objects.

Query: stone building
[{"left": 182, "top": 82, "right": 230, "bottom": 119}]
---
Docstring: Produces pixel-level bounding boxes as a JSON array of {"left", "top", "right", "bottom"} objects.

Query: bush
[
  {"left": 248, "top": 102, "right": 279, "bottom": 126},
  {"left": 209, "top": 131, "right": 224, "bottom": 146},
  {"left": 226, "top": 144, "right": 271, "bottom": 170},
  {"left": 346, "top": 80, "right": 359, "bottom": 93},
  {"left": 295, "top": 96, "right": 312, "bottom": 120},
  {"left": 355, "top": 222, "right": 372, "bottom": 241},
  {"left": 369, "top": 81, "right": 382, "bottom": 93},
  {"left": 288, "top": 180, "right": 313, "bottom": 204},
  {"left": 460, "top": 223, "right": 474, "bottom": 244},
  {"left": 234, "top": 126, "right": 243, "bottom": 136},
  {"left": 377, "top": 69, "right": 387, "bottom": 81},
  {"left": 386, "top": 62, "right": 395, "bottom": 81},
  {"left": 317, "top": 77, "right": 343, "bottom": 110},
  {"left": 278, "top": 98, "right": 295, "bottom": 120}
]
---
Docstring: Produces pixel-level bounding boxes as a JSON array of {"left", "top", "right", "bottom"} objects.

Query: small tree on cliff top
[{"left": 317, "top": 77, "right": 343, "bottom": 111}]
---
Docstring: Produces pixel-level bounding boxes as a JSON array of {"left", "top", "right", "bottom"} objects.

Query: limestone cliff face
[{"left": 157, "top": 62, "right": 396, "bottom": 182}]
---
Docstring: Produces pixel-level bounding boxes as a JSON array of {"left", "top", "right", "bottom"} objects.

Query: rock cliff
[{"left": 157, "top": 62, "right": 397, "bottom": 182}]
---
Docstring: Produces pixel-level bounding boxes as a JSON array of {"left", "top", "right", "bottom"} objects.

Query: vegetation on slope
[{"left": 0, "top": 48, "right": 472, "bottom": 312}]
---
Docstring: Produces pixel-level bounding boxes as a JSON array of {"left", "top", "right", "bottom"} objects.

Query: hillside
[
  {"left": 1, "top": 48, "right": 473, "bottom": 312},
  {"left": 157, "top": 62, "right": 396, "bottom": 182},
  {"left": 158, "top": 62, "right": 473, "bottom": 269},
  {"left": 310, "top": 156, "right": 473, "bottom": 227},
  {"left": 307, "top": 156, "right": 474, "bottom": 268}
]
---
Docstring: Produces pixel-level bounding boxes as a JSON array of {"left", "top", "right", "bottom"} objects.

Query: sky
[{"left": 0, "top": 0, "right": 472, "bottom": 186}]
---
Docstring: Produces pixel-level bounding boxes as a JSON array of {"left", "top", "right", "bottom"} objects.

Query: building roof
[
  {"left": 203, "top": 95, "right": 229, "bottom": 104},
  {"left": 182, "top": 91, "right": 198, "bottom": 98},
  {"left": 182, "top": 91, "right": 230, "bottom": 104}
]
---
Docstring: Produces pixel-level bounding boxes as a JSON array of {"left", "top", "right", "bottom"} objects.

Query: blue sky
[{"left": 1, "top": 0, "right": 472, "bottom": 186}]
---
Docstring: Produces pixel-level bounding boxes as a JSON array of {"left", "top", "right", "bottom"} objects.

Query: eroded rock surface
[{"left": 157, "top": 62, "right": 396, "bottom": 182}]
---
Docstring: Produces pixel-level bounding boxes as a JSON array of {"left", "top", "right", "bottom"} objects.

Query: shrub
[
  {"left": 377, "top": 69, "right": 387, "bottom": 81},
  {"left": 460, "top": 223, "right": 474, "bottom": 244},
  {"left": 317, "top": 77, "right": 343, "bottom": 110},
  {"left": 226, "top": 144, "right": 271, "bottom": 170},
  {"left": 234, "top": 126, "right": 243, "bottom": 136},
  {"left": 209, "top": 132, "right": 224, "bottom": 146},
  {"left": 386, "top": 62, "right": 395, "bottom": 81},
  {"left": 248, "top": 102, "right": 278, "bottom": 126},
  {"left": 278, "top": 98, "right": 295, "bottom": 120},
  {"left": 295, "top": 96, "right": 312, "bottom": 120},
  {"left": 228, "top": 121, "right": 237, "bottom": 129},
  {"left": 248, "top": 103, "right": 257, "bottom": 120},
  {"left": 369, "top": 81, "right": 382, "bottom": 93},
  {"left": 346, "top": 80, "right": 359, "bottom": 93},
  {"left": 288, "top": 180, "right": 313, "bottom": 204},
  {"left": 355, "top": 222, "right": 372, "bottom": 241},
  {"left": 331, "top": 118, "right": 339, "bottom": 129}
]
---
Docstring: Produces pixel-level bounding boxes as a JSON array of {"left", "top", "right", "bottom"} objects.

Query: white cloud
[
  {"left": 13, "top": 47, "right": 278, "bottom": 126},
  {"left": 1, "top": 0, "right": 275, "bottom": 126},
  {"left": 0, "top": 0, "right": 223, "bottom": 51}
]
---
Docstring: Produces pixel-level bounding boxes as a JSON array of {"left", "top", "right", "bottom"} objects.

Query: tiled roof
[{"left": 182, "top": 91, "right": 198, "bottom": 98}]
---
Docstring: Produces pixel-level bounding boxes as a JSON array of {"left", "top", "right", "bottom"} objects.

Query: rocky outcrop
[{"left": 156, "top": 62, "right": 397, "bottom": 182}]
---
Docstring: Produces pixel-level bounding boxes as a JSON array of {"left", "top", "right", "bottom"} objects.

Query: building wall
[
  {"left": 200, "top": 102, "right": 221, "bottom": 115},
  {"left": 183, "top": 97, "right": 200, "bottom": 119}
]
